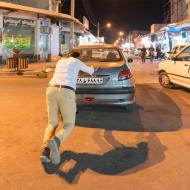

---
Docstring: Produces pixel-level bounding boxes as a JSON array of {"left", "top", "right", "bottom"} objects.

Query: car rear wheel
[{"left": 159, "top": 72, "right": 174, "bottom": 89}]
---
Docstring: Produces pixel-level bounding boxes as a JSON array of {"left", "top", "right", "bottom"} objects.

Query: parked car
[
  {"left": 134, "top": 48, "right": 141, "bottom": 56},
  {"left": 166, "top": 45, "right": 186, "bottom": 59},
  {"left": 71, "top": 44, "right": 135, "bottom": 110},
  {"left": 158, "top": 45, "right": 190, "bottom": 89}
]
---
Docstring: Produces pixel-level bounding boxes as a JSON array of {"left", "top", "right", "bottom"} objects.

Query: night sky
[{"left": 64, "top": 0, "right": 170, "bottom": 42}]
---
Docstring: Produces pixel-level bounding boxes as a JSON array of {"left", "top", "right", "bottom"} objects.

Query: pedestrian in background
[
  {"left": 149, "top": 45, "right": 155, "bottom": 62},
  {"left": 156, "top": 46, "right": 161, "bottom": 60},
  {"left": 141, "top": 46, "right": 147, "bottom": 63},
  {"left": 40, "top": 52, "right": 94, "bottom": 165}
]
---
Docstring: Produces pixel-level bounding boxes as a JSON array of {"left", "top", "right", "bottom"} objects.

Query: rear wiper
[
  {"left": 99, "top": 60, "right": 120, "bottom": 62},
  {"left": 99, "top": 60, "right": 110, "bottom": 62}
]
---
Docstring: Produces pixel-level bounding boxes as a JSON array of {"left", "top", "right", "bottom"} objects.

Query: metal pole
[
  {"left": 97, "top": 22, "right": 100, "bottom": 38},
  {"left": 49, "top": 0, "right": 52, "bottom": 11},
  {"left": 56, "top": 0, "right": 61, "bottom": 13},
  {"left": 70, "top": 0, "right": 75, "bottom": 49},
  {"left": 97, "top": 22, "right": 100, "bottom": 42}
]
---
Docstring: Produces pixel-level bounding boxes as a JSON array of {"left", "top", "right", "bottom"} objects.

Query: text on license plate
[{"left": 77, "top": 77, "right": 103, "bottom": 84}]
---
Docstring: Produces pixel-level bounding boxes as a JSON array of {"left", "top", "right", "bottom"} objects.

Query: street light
[
  {"left": 114, "top": 40, "right": 119, "bottom": 45},
  {"left": 119, "top": 31, "right": 124, "bottom": 37},
  {"left": 70, "top": 0, "right": 75, "bottom": 49},
  {"left": 97, "top": 22, "right": 112, "bottom": 39},
  {"left": 106, "top": 23, "right": 112, "bottom": 28}
]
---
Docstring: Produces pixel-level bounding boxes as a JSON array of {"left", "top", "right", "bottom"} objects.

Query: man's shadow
[
  {"left": 75, "top": 84, "right": 182, "bottom": 132},
  {"left": 41, "top": 84, "right": 180, "bottom": 183},
  {"left": 56, "top": 142, "right": 148, "bottom": 183},
  {"left": 42, "top": 142, "right": 148, "bottom": 183},
  {"left": 42, "top": 132, "right": 166, "bottom": 184}
]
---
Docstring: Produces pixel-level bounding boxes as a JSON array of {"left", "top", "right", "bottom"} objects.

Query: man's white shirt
[{"left": 49, "top": 57, "right": 94, "bottom": 90}]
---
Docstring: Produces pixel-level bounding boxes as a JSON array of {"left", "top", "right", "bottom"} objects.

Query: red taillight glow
[{"left": 118, "top": 69, "right": 132, "bottom": 81}]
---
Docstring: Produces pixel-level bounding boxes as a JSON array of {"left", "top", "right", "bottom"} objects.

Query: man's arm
[
  {"left": 45, "top": 57, "right": 63, "bottom": 72},
  {"left": 78, "top": 60, "right": 94, "bottom": 75},
  {"left": 45, "top": 65, "right": 56, "bottom": 73}
]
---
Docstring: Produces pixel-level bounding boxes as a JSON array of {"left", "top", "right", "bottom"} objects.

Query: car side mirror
[
  {"left": 172, "top": 56, "right": 184, "bottom": 61},
  {"left": 128, "top": 58, "right": 133, "bottom": 63},
  {"left": 171, "top": 57, "right": 177, "bottom": 61}
]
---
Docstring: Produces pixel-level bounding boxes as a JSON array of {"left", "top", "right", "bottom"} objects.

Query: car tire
[
  {"left": 125, "top": 103, "right": 136, "bottom": 112},
  {"left": 159, "top": 72, "right": 174, "bottom": 89},
  {"left": 76, "top": 106, "right": 79, "bottom": 114}
]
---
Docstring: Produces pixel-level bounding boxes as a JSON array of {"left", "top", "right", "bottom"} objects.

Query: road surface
[{"left": 0, "top": 60, "right": 190, "bottom": 190}]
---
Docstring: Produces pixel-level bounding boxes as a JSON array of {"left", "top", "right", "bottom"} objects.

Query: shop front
[
  {"left": 0, "top": 28, "right": 2, "bottom": 64},
  {"left": 59, "top": 31, "right": 70, "bottom": 55},
  {"left": 2, "top": 16, "right": 36, "bottom": 62},
  {"left": 59, "top": 21, "right": 71, "bottom": 55},
  {"left": 150, "top": 24, "right": 190, "bottom": 54},
  {"left": 38, "top": 18, "right": 51, "bottom": 61}
]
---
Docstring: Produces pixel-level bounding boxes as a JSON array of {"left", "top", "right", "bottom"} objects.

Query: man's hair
[{"left": 70, "top": 51, "right": 80, "bottom": 58}]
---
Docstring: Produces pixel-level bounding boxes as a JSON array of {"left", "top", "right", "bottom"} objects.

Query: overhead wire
[
  {"left": 81, "top": 0, "right": 98, "bottom": 27},
  {"left": 161, "top": 0, "right": 171, "bottom": 23}
]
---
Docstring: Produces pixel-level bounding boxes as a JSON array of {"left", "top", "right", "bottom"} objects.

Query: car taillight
[{"left": 118, "top": 69, "right": 132, "bottom": 81}]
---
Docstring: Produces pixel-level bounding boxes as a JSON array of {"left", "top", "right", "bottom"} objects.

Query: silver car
[{"left": 72, "top": 44, "right": 135, "bottom": 110}]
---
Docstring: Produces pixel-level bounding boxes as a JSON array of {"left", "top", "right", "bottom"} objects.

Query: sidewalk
[
  {"left": 0, "top": 58, "right": 160, "bottom": 79},
  {"left": 0, "top": 61, "right": 56, "bottom": 78},
  {"left": 130, "top": 59, "right": 160, "bottom": 84}
]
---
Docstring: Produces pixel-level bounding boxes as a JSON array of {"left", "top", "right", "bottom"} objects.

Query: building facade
[
  {"left": 0, "top": 1, "right": 87, "bottom": 63},
  {"left": 133, "top": 0, "right": 190, "bottom": 53},
  {"left": 1, "top": 0, "right": 49, "bottom": 10},
  {"left": 185, "top": 0, "right": 190, "bottom": 17},
  {"left": 170, "top": 0, "right": 188, "bottom": 22}
]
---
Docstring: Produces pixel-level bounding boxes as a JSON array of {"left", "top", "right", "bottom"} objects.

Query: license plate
[{"left": 77, "top": 77, "right": 103, "bottom": 84}]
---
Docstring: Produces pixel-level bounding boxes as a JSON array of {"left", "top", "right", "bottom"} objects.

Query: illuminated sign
[
  {"left": 3, "top": 35, "right": 32, "bottom": 49},
  {"left": 3, "top": 17, "right": 36, "bottom": 27}
]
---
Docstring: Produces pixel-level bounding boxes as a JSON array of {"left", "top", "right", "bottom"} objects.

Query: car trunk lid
[{"left": 77, "top": 61, "right": 129, "bottom": 89}]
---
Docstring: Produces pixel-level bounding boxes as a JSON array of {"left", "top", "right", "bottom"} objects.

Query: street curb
[{"left": 0, "top": 71, "right": 48, "bottom": 78}]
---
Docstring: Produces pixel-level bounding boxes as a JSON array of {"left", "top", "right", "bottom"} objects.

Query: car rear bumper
[
  {"left": 76, "top": 87, "right": 135, "bottom": 106},
  {"left": 76, "top": 87, "right": 135, "bottom": 94}
]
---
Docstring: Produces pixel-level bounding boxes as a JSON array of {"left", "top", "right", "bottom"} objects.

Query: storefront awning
[
  {"left": 0, "top": 2, "right": 86, "bottom": 28},
  {"left": 176, "top": 17, "right": 190, "bottom": 28}
]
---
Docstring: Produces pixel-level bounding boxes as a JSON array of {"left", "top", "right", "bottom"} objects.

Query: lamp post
[
  {"left": 119, "top": 31, "right": 124, "bottom": 37},
  {"left": 97, "top": 22, "right": 112, "bottom": 41},
  {"left": 115, "top": 31, "right": 125, "bottom": 46},
  {"left": 70, "top": 0, "right": 75, "bottom": 49}
]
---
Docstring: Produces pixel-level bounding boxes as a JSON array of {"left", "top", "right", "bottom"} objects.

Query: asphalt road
[{"left": 0, "top": 60, "right": 190, "bottom": 190}]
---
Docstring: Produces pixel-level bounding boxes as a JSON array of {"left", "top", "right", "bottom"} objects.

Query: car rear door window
[
  {"left": 177, "top": 47, "right": 190, "bottom": 61},
  {"left": 78, "top": 48, "right": 123, "bottom": 62}
]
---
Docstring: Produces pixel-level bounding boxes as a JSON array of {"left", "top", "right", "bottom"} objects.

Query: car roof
[
  {"left": 173, "top": 45, "right": 188, "bottom": 48},
  {"left": 174, "top": 45, "right": 190, "bottom": 56},
  {"left": 73, "top": 44, "right": 121, "bottom": 50},
  {"left": 178, "top": 45, "right": 190, "bottom": 51}
]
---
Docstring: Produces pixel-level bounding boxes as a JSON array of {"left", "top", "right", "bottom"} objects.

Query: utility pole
[
  {"left": 185, "top": 0, "right": 190, "bottom": 17},
  {"left": 49, "top": 0, "right": 52, "bottom": 11},
  {"left": 70, "top": 0, "right": 75, "bottom": 49},
  {"left": 97, "top": 22, "right": 111, "bottom": 43},
  {"left": 97, "top": 22, "right": 100, "bottom": 39},
  {"left": 56, "top": 0, "right": 61, "bottom": 13}
]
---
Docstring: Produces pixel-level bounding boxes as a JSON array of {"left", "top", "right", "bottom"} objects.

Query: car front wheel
[
  {"left": 125, "top": 103, "right": 136, "bottom": 111},
  {"left": 159, "top": 72, "right": 174, "bottom": 89}
]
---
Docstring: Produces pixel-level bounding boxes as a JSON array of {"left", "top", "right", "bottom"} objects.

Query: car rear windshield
[{"left": 74, "top": 48, "right": 123, "bottom": 62}]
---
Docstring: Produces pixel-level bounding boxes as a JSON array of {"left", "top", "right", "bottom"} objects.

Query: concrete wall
[
  {"left": 185, "top": 0, "right": 190, "bottom": 17},
  {"left": 50, "top": 25, "right": 59, "bottom": 61},
  {"left": 0, "top": 14, "right": 3, "bottom": 63},
  {"left": 170, "top": 0, "right": 188, "bottom": 22},
  {"left": 151, "top": 24, "right": 166, "bottom": 34}
]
